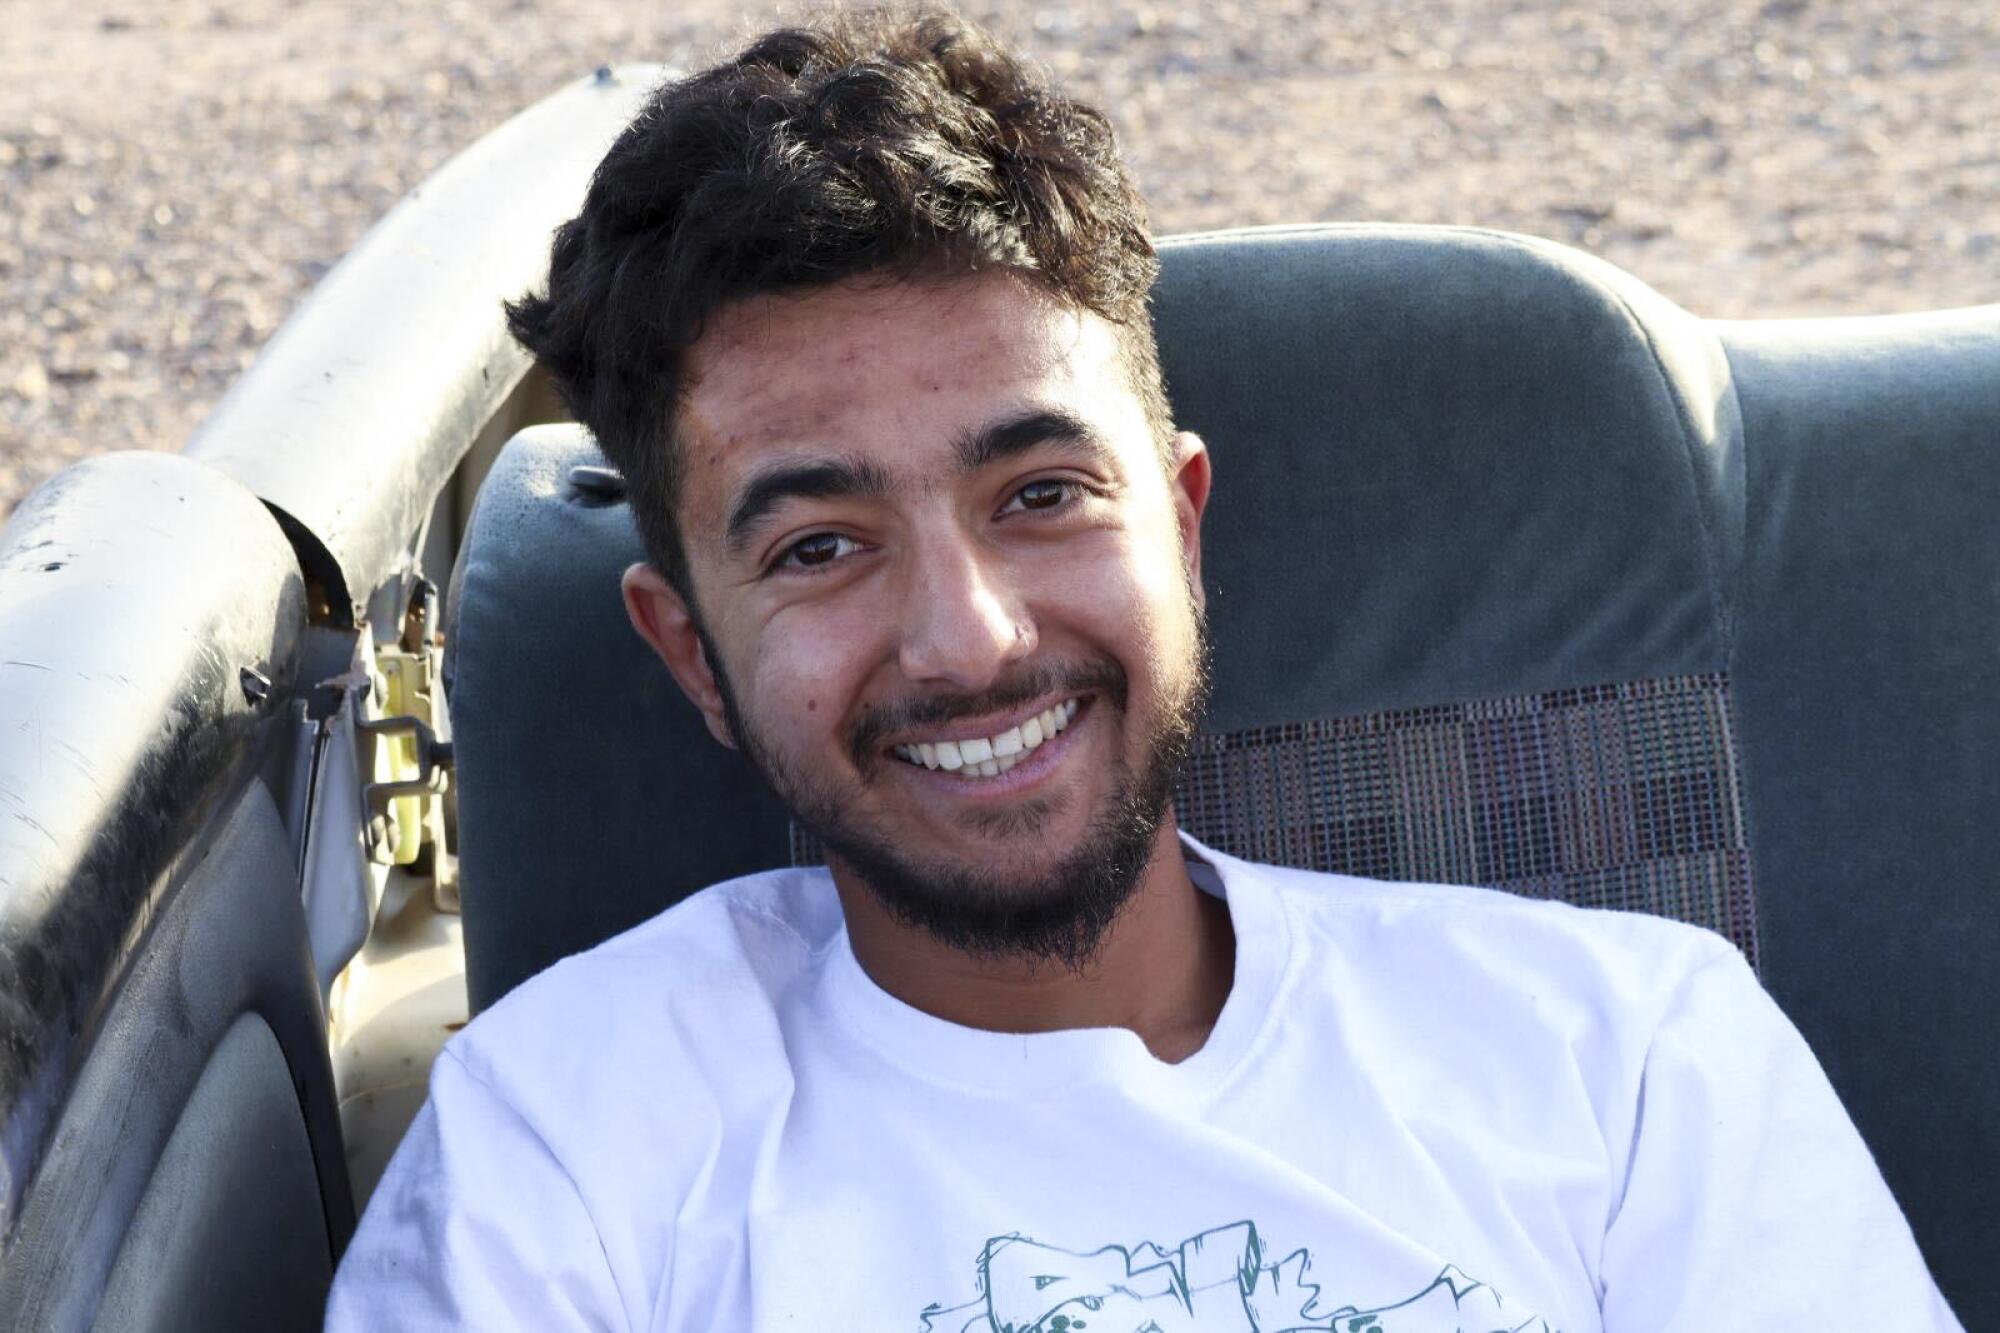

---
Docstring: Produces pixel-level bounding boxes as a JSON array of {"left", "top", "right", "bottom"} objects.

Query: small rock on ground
[{"left": 3, "top": 0, "right": 1997, "bottom": 517}]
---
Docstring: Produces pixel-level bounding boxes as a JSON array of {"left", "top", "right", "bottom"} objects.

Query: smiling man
[
  {"left": 325, "top": 9, "right": 1960, "bottom": 1331},
  {"left": 625, "top": 269, "right": 1229, "bottom": 1050}
]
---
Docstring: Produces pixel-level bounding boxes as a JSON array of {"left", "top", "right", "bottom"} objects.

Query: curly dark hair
[{"left": 505, "top": 7, "right": 1170, "bottom": 598}]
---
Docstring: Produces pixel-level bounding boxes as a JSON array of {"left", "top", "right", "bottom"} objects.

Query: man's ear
[
  {"left": 620, "top": 562, "right": 739, "bottom": 750},
  {"left": 1168, "top": 431, "right": 1211, "bottom": 612}
]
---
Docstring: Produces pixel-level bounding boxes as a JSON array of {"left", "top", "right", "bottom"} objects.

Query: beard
[{"left": 701, "top": 606, "right": 1212, "bottom": 971}]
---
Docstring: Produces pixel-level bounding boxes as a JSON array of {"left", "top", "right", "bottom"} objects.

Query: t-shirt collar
[{"left": 817, "top": 831, "right": 1295, "bottom": 1099}]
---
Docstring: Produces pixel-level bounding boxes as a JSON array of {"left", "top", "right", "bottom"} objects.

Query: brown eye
[
  {"left": 782, "top": 533, "right": 855, "bottom": 569},
  {"left": 1015, "top": 480, "right": 1069, "bottom": 511}
]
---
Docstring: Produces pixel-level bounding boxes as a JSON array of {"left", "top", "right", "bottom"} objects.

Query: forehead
[{"left": 677, "top": 272, "right": 1133, "bottom": 501}]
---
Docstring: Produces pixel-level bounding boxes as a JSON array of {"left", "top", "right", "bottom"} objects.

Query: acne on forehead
[
  {"left": 673, "top": 271, "right": 1145, "bottom": 562},
  {"left": 685, "top": 273, "right": 1109, "bottom": 417}
]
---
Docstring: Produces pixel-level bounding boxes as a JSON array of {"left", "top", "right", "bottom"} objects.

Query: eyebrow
[
  {"left": 953, "top": 408, "right": 1116, "bottom": 473},
  {"left": 723, "top": 455, "right": 895, "bottom": 555},
  {"left": 721, "top": 409, "right": 1116, "bottom": 557}
]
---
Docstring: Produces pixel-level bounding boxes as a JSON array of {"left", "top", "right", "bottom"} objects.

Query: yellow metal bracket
[{"left": 359, "top": 579, "right": 458, "bottom": 907}]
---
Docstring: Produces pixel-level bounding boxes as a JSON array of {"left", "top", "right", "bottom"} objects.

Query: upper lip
[{"left": 882, "top": 693, "right": 1082, "bottom": 749}]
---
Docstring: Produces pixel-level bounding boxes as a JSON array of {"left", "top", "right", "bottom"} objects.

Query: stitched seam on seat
[
  {"left": 1601, "top": 288, "right": 1737, "bottom": 660},
  {"left": 1158, "top": 221, "right": 1594, "bottom": 252},
  {"left": 1159, "top": 222, "right": 1739, "bottom": 656}
]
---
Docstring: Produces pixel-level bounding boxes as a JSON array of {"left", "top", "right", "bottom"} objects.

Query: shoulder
[
  {"left": 1201, "top": 839, "right": 1744, "bottom": 1016},
  {"left": 562, "top": 861, "right": 847, "bottom": 983},
  {"left": 445, "top": 864, "right": 842, "bottom": 1092},
  {"left": 1202, "top": 843, "right": 1763, "bottom": 1163}
]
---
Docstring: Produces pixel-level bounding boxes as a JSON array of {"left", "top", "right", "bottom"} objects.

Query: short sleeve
[
  {"left": 1598, "top": 948, "right": 1963, "bottom": 1330},
  {"left": 324, "top": 1047, "right": 626, "bottom": 1331}
]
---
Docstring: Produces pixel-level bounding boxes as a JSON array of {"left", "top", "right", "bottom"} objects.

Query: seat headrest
[
  {"left": 448, "top": 223, "right": 1741, "bottom": 1009},
  {"left": 446, "top": 429, "right": 796, "bottom": 1011},
  {"left": 1152, "top": 224, "right": 1741, "bottom": 729}
]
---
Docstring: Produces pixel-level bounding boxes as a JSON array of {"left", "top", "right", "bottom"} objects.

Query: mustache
[{"left": 847, "top": 658, "right": 1128, "bottom": 768}]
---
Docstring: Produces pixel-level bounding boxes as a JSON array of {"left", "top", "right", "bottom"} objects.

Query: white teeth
[{"left": 898, "top": 698, "right": 1084, "bottom": 778}]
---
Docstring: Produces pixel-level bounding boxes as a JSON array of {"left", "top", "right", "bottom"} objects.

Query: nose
[{"left": 896, "top": 532, "right": 1034, "bottom": 689}]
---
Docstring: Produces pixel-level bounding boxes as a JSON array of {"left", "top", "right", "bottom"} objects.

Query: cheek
[
  {"left": 1036, "top": 531, "right": 1188, "bottom": 661},
  {"left": 1135, "top": 515, "right": 1204, "bottom": 647},
  {"left": 740, "top": 597, "right": 891, "bottom": 731},
  {"left": 1115, "top": 496, "right": 1196, "bottom": 599}
]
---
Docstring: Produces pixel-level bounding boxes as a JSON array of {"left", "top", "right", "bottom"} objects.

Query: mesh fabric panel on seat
[
  {"left": 792, "top": 675, "right": 1758, "bottom": 963},
  {"left": 1176, "top": 674, "right": 1756, "bottom": 961}
]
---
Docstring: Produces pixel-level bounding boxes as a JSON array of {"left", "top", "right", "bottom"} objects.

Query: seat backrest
[{"left": 446, "top": 225, "right": 1998, "bottom": 1323}]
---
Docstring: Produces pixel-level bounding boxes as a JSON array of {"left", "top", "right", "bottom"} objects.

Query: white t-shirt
[{"left": 326, "top": 836, "right": 1962, "bottom": 1331}]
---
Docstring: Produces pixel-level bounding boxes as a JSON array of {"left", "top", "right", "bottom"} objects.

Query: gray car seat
[{"left": 446, "top": 224, "right": 1999, "bottom": 1324}]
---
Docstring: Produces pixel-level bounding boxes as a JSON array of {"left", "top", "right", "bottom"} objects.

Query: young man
[{"left": 327, "top": 10, "right": 1960, "bottom": 1330}]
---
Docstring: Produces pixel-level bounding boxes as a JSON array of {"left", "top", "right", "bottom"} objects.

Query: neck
[{"left": 832, "top": 821, "right": 1236, "bottom": 1064}]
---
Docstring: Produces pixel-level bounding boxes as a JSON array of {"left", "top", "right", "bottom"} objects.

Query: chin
[{"left": 816, "top": 786, "right": 1170, "bottom": 969}]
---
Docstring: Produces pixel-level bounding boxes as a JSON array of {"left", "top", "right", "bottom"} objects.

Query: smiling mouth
[{"left": 890, "top": 698, "right": 1081, "bottom": 778}]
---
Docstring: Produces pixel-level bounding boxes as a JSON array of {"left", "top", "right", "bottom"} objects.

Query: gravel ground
[{"left": 3, "top": 0, "right": 1997, "bottom": 518}]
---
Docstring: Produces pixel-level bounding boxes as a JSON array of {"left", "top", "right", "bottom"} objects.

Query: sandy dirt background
[{"left": 2, "top": 0, "right": 1996, "bottom": 518}]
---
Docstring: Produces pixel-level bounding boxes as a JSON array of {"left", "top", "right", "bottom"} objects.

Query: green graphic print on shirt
[{"left": 918, "top": 1219, "right": 1556, "bottom": 1333}]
